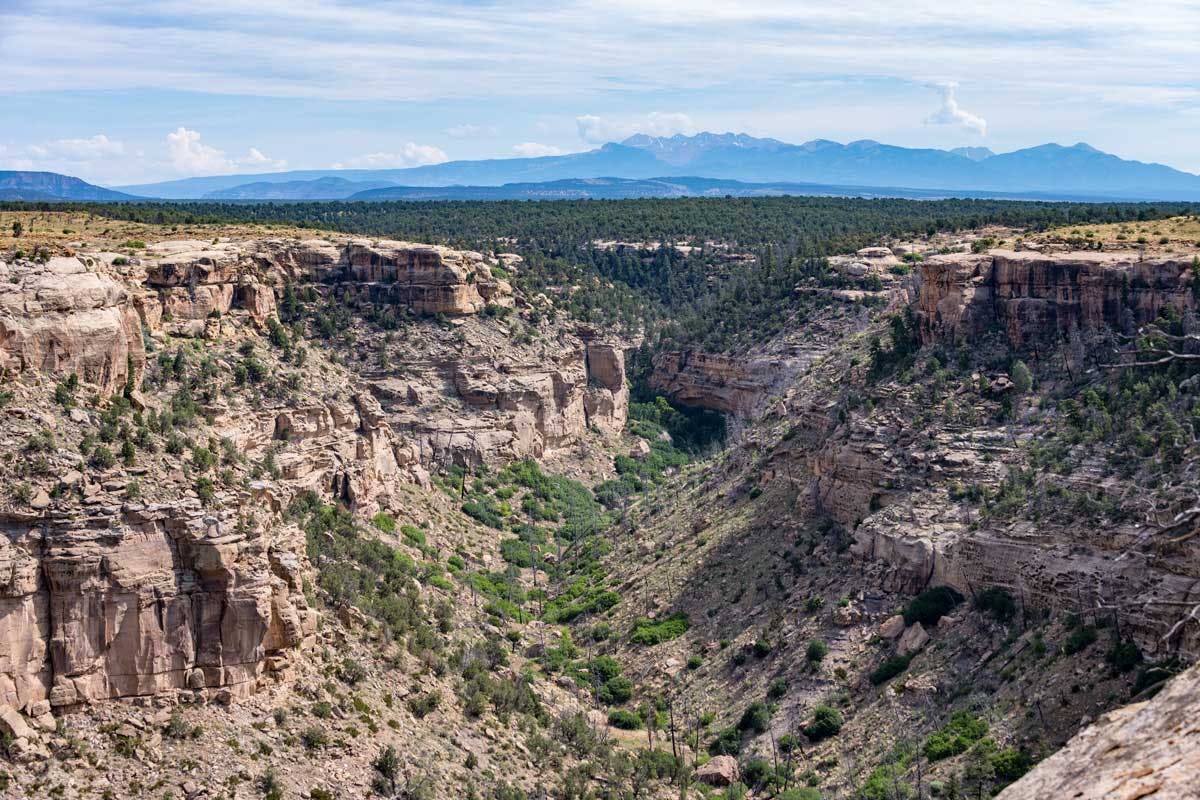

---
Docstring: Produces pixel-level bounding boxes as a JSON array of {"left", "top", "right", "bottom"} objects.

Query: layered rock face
[
  {"left": 761, "top": 248, "right": 1200, "bottom": 659},
  {"left": 0, "top": 503, "right": 315, "bottom": 714},
  {"left": 260, "top": 238, "right": 512, "bottom": 315},
  {"left": 651, "top": 336, "right": 834, "bottom": 418},
  {"left": 918, "top": 250, "right": 1197, "bottom": 347},
  {"left": 371, "top": 333, "right": 627, "bottom": 467},
  {"left": 0, "top": 233, "right": 605, "bottom": 719},
  {"left": 998, "top": 662, "right": 1200, "bottom": 799},
  {"left": 0, "top": 256, "right": 144, "bottom": 395}
]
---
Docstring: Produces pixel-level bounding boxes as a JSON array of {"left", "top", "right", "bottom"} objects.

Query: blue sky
[{"left": 1, "top": 1, "right": 1198, "bottom": 185}]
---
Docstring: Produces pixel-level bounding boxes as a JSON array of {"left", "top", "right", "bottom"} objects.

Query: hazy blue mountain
[
  {"left": 111, "top": 133, "right": 1200, "bottom": 201},
  {"left": 950, "top": 146, "right": 996, "bottom": 161},
  {"left": 203, "top": 177, "right": 395, "bottom": 200},
  {"left": 118, "top": 144, "right": 666, "bottom": 198},
  {"left": 0, "top": 171, "right": 140, "bottom": 201},
  {"left": 347, "top": 176, "right": 1142, "bottom": 203},
  {"left": 349, "top": 176, "right": 848, "bottom": 201}
]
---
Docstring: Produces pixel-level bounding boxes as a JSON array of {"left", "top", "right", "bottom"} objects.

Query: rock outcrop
[
  {"left": 0, "top": 256, "right": 144, "bottom": 395},
  {"left": 0, "top": 232, "right": 608, "bottom": 716},
  {"left": 373, "top": 334, "right": 627, "bottom": 467},
  {"left": 258, "top": 238, "right": 512, "bottom": 315},
  {"left": 918, "top": 250, "right": 1197, "bottom": 347},
  {"left": 0, "top": 502, "right": 315, "bottom": 714},
  {"left": 998, "top": 663, "right": 1200, "bottom": 799}
]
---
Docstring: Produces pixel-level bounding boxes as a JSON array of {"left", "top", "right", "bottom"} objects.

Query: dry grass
[
  {"left": 1039, "top": 214, "right": 1200, "bottom": 255},
  {"left": 0, "top": 209, "right": 325, "bottom": 256}
]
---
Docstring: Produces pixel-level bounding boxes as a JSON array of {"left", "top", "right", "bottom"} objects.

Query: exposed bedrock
[{"left": 918, "top": 249, "right": 1197, "bottom": 347}]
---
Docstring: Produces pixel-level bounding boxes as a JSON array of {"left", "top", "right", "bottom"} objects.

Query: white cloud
[
  {"left": 27, "top": 134, "right": 125, "bottom": 161},
  {"left": 166, "top": 127, "right": 235, "bottom": 174},
  {"left": 446, "top": 124, "right": 496, "bottom": 138},
  {"left": 239, "top": 147, "right": 287, "bottom": 170},
  {"left": 165, "top": 128, "right": 287, "bottom": 175},
  {"left": 924, "top": 82, "right": 987, "bottom": 136},
  {"left": 331, "top": 144, "right": 449, "bottom": 169},
  {"left": 576, "top": 112, "right": 697, "bottom": 144},
  {"left": 512, "top": 142, "right": 566, "bottom": 157}
]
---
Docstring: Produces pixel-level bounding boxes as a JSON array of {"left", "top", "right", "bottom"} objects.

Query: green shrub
[
  {"left": 737, "top": 702, "right": 771, "bottom": 734},
  {"left": 630, "top": 613, "right": 689, "bottom": 645},
  {"left": 607, "top": 709, "right": 642, "bottom": 730},
  {"left": 1063, "top": 625, "right": 1097, "bottom": 655},
  {"left": 407, "top": 691, "right": 441, "bottom": 719},
  {"left": 371, "top": 512, "right": 396, "bottom": 533},
  {"left": 903, "top": 586, "right": 963, "bottom": 626},
  {"left": 300, "top": 726, "right": 328, "bottom": 750},
  {"left": 741, "top": 758, "right": 773, "bottom": 787},
  {"left": 708, "top": 726, "right": 741, "bottom": 756},
  {"left": 990, "top": 747, "right": 1033, "bottom": 785},
  {"left": 1105, "top": 639, "right": 1142, "bottom": 674},
  {"left": 803, "top": 706, "right": 842, "bottom": 742},
  {"left": 869, "top": 653, "right": 914, "bottom": 685},
  {"left": 400, "top": 524, "right": 427, "bottom": 546},
  {"left": 975, "top": 587, "right": 1017, "bottom": 623},
  {"left": 598, "top": 677, "right": 633, "bottom": 705},
  {"left": 767, "top": 678, "right": 788, "bottom": 699},
  {"left": 922, "top": 712, "right": 988, "bottom": 761},
  {"left": 806, "top": 640, "right": 829, "bottom": 663},
  {"left": 90, "top": 445, "right": 116, "bottom": 469},
  {"left": 339, "top": 658, "right": 367, "bottom": 685}
]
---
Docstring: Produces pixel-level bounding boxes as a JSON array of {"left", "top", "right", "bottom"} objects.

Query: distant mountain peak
[
  {"left": 950, "top": 146, "right": 995, "bottom": 161},
  {"left": 621, "top": 131, "right": 789, "bottom": 166}
]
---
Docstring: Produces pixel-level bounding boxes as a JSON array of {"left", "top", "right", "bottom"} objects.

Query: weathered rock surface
[
  {"left": 998, "top": 663, "right": 1200, "bottom": 799},
  {"left": 650, "top": 339, "right": 832, "bottom": 417},
  {"left": 0, "top": 256, "right": 145, "bottom": 395},
  {"left": 696, "top": 754, "right": 740, "bottom": 786},
  {"left": 258, "top": 237, "right": 511, "bottom": 315},
  {"left": 896, "top": 623, "right": 929, "bottom": 657},
  {"left": 370, "top": 330, "right": 627, "bottom": 468},
  {"left": 0, "top": 502, "right": 315, "bottom": 713},
  {"left": 918, "top": 250, "right": 1197, "bottom": 347}
]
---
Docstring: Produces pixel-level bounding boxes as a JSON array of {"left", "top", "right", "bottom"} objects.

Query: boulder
[
  {"left": 696, "top": 755, "right": 740, "bottom": 787},
  {"left": 0, "top": 706, "right": 33, "bottom": 741},
  {"left": 897, "top": 623, "right": 930, "bottom": 658},
  {"left": 878, "top": 615, "right": 906, "bottom": 639}
]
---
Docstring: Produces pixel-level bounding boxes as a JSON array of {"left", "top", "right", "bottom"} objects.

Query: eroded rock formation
[
  {"left": 0, "top": 233, "right": 612, "bottom": 722},
  {"left": 918, "top": 249, "right": 1197, "bottom": 347},
  {"left": 0, "top": 503, "right": 315, "bottom": 714},
  {"left": 0, "top": 256, "right": 144, "bottom": 395}
]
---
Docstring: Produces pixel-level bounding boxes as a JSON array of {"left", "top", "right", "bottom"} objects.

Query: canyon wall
[
  {"left": 773, "top": 248, "right": 1200, "bottom": 659},
  {"left": 918, "top": 249, "right": 1197, "bottom": 347},
  {"left": 0, "top": 235, "right": 618, "bottom": 725}
]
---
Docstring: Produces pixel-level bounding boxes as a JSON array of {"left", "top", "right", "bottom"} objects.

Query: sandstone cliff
[{"left": 918, "top": 249, "right": 1197, "bottom": 347}]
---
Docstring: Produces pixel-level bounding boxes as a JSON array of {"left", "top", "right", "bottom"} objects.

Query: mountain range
[
  {"left": 0, "top": 171, "right": 138, "bottom": 202},
  {"left": 5, "top": 133, "right": 1200, "bottom": 202}
]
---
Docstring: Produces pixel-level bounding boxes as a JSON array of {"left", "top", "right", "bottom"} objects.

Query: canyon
[{"left": 1, "top": 209, "right": 1198, "bottom": 798}]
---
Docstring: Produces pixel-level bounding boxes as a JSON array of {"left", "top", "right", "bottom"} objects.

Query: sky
[{"left": 1, "top": 0, "right": 1198, "bottom": 186}]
